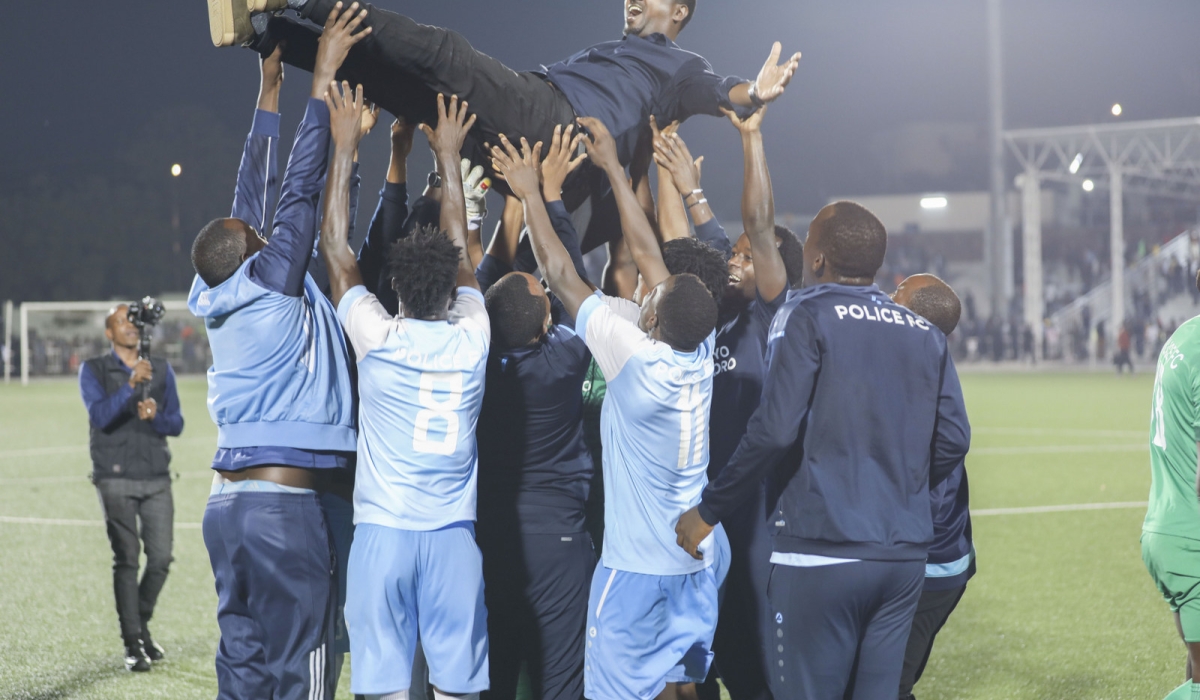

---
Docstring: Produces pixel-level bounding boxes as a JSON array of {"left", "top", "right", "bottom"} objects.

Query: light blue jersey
[
  {"left": 338, "top": 285, "right": 490, "bottom": 531},
  {"left": 576, "top": 293, "right": 718, "bottom": 576}
]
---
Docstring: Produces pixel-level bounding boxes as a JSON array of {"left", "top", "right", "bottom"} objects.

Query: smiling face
[
  {"left": 105, "top": 305, "right": 140, "bottom": 351},
  {"left": 624, "top": 0, "right": 687, "bottom": 39}
]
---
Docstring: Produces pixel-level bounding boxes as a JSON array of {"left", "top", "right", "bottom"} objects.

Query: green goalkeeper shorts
[{"left": 1142, "top": 531, "right": 1200, "bottom": 642}]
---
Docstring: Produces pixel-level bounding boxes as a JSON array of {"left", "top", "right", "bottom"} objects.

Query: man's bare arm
[
  {"left": 728, "top": 106, "right": 787, "bottom": 302},
  {"left": 418, "top": 94, "right": 481, "bottom": 292},
  {"left": 319, "top": 81, "right": 367, "bottom": 307},
  {"left": 578, "top": 117, "right": 669, "bottom": 290},
  {"left": 491, "top": 135, "right": 593, "bottom": 319}
]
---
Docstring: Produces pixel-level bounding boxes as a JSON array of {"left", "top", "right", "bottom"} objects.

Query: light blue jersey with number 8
[{"left": 338, "top": 285, "right": 490, "bottom": 531}]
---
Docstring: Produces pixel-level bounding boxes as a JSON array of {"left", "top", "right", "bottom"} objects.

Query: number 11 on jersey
[{"left": 677, "top": 381, "right": 705, "bottom": 469}]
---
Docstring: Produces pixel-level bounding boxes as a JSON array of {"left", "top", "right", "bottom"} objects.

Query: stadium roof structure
[{"left": 1004, "top": 117, "right": 1200, "bottom": 349}]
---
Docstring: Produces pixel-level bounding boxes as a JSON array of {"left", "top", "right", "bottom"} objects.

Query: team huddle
[{"left": 193, "top": 2, "right": 974, "bottom": 699}]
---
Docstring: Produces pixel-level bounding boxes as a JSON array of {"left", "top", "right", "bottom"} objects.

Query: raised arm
[
  {"left": 726, "top": 42, "right": 802, "bottom": 110},
  {"left": 649, "top": 117, "right": 689, "bottom": 243},
  {"left": 491, "top": 134, "right": 593, "bottom": 319},
  {"left": 418, "top": 94, "right": 480, "bottom": 292},
  {"left": 249, "top": 3, "right": 369, "bottom": 297},
  {"left": 319, "top": 81, "right": 367, "bottom": 307},
  {"left": 653, "top": 126, "right": 732, "bottom": 258},
  {"left": 462, "top": 159, "right": 491, "bottom": 270},
  {"left": 541, "top": 124, "right": 593, "bottom": 285},
  {"left": 359, "top": 119, "right": 414, "bottom": 301},
  {"left": 231, "top": 45, "right": 284, "bottom": 230},
  {"left": 578, "top": 117, "right": 669, "bottom": 290},
  {"left": 728, "top": 105, "right": 787, "bottom": 302}
]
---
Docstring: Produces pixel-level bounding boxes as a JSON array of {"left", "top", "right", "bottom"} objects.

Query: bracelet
[
  {"left": 684, "top": 189, "right": 704, "bottom": 203},
  {"left": 688, "top": 198, "right": 709, "bottom": 208}
]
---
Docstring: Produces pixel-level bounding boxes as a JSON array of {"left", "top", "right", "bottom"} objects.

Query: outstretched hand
[
  {"left": 722, "top": 103, "right": 767, "bottom": 134},
  {"left": 576, "top": 117, "right": 622, "bottom": 175},
  {"left": 325, "top": 80, "right": 366, "bottom": 155},
  {"left": 419, "top": 94, "right": 477, "bottom": 157},
  {"left": 753, "top": 42, "right": 802, "bottom": 104},
  {"left": 489, "top": 135, "right": 542, "bottom": 202},
  {"left": 359, "top": 102, "right": 380, "bottom": 139},
  {"left": 653, "top": 132, "right": 703, "bottom": 196},
  {"left": 675, "top": 506, "right": 714, "bottom": 561},
  {"left": 312, "top": 2, "right": 372, "bottom": 97},
  {"left": 541, "top": 125, "right": 588, "bottom": 202}
]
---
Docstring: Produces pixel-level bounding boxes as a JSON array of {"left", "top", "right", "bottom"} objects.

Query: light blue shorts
[
  {"left": 585, "top": 526, "right": 728, "bottom": 700},
  {"left": 345, "top": 522, "right": 489, "bottom": 695}
]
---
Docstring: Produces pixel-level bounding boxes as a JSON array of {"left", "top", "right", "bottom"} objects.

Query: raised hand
[
  {"left": 359, "top": 102, "right": 380, "bottom": 139},
  {"left": 312, "top": 2, "right": 372, "bottom": 98},
  {"left": 752, "top": 42, "right": 801, "bottom": 105},
  {"left": 325, "top": 80, "right": 366, "bottom": 154},
  {"left": 489, "top": 135, "right": 542, "bottom": 202},
  {"left": 462, "top": 159, "right": 491, "bottom": 219},
  {"left": 541, "top": 124, "right": 588, "bottom": 202},
  {"left": 576, "top": 117, "right": 622, "bottom": 175},
  {"left": 722, "top": 103, "right": 767, "bottom": 135},
  {"left": 418, "top": 94, "right": 477, "bottom": 159},
  {"left": 391, "top": 117, "right": 416, "bottom": 158},
  {"left": 653, "top": 132, "right": 704, "bottom": 197}
]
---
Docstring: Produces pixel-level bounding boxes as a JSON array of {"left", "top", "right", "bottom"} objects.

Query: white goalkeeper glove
[{"left": 461, "top": 158, "right": 491, "bottom": 220}]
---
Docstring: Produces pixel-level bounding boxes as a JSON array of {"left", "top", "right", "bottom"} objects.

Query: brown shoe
[
  {"left": 248, "top": 0, "right": 290, "bottom": 12},
  {"left": 207, "top": 0, "right": 254, "bottom": 47}
]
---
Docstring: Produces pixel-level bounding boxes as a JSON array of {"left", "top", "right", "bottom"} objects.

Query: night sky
[{"left": 4, "top": 0, "right": 1199, "bottom": 222}]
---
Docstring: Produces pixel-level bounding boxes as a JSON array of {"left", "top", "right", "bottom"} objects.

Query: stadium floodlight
[
  {"left": 1069, "top": 153, "right": 1083, "bottom": 174},
  {"left": 171, "top": 164, "right": 182, "bottom": 177},
  {"left": 1082, "top": 179, "right": 1095, "bottom": 192},
  {"left": 1111, "top": 104, "right": 1123, "bottom": 117},
  {"left": 920, "top": 196, "right": 948, "bottom": 210}
]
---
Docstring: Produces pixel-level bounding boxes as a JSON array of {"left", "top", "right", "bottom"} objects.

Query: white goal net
[{"left": 8, "top": 300, "right": 210, "bottom": 384}]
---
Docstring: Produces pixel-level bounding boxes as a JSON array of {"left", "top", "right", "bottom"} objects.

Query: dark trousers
[
  {"left": 707, "top": 488, "right": 773, "bottom": 700},
  {"left": 478, "top": 527, "right": 595, "bottom": 700},
  {"left": 94, "top": 477, "right": 174, "bottom": 644},
  {"left": 260, "top": 9, "right": 622, "bottom": 249},
  {"left": 898, "top": 585, "right": 967, "bottom": 700},
  {"left": 767, "top": 559, "right": 925, "bottom": 700},
  {"left": 203, "top": 490, "right": 335, "bottom": 700}
]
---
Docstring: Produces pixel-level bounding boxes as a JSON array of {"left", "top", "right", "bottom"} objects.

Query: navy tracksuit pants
[
  {"left": 203, "top": 489, "right": 336, "bottom": 700},
  {"left": 767, "top": 559, "right": 925, "bottom": 700},
  {"left": 478, "top": 527, "right": 595, "bottom": 700}
]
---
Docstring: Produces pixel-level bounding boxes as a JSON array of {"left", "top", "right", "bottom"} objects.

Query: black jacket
[{"left": 80, "top": 353, "right": 183, "bottom": 481}]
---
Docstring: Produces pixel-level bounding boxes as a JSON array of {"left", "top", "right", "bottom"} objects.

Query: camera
[{"left": 127, "top": 297, "right": 166, "bottom": 374}]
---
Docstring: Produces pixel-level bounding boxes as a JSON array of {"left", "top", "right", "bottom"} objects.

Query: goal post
[{"left": 18, "top": 300, "right": 207, "bottom": 385}]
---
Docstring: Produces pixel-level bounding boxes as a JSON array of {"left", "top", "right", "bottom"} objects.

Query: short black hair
[
  {"left": 657, "top": 273, "right": 717, "bottom": 352},
  {"left": 906, "top": 282, "right": 962, "bottom": 336},
  {"left": 819, "top": 201, "right": 888, "bottom": 279},
  {"left": 678, "top": 0, "right": 696, "bottom": 30},
  {"left": 388, "top": 225, "right": 461, "bottom": 319},
  {"left": 775, "top": 225, "right": 805, "bottom": 288},
  {"left": 192, "top": 219, "right": 247, "bottom": 288},
  {"left": 662, "top": 237, "right": 727, "bottom": 307},
  {"left": 485, "top": 274, "right": 548, "bottom": 351}
]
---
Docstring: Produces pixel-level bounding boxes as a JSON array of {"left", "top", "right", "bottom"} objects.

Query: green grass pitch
[{"left": 0, "top": 372, "right": 1183, "bottom": 699}]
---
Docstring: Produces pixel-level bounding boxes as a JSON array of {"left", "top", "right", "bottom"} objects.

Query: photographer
[{"left": 78, "top": 303, "right": 183, "bottom": 672}]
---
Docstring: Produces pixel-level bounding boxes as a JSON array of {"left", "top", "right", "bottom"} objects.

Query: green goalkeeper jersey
[{"left": 1145, "top": 317, "right": 1200, "bottom": 541}]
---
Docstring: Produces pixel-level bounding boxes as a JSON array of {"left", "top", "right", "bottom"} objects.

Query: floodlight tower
[{"left": 987, "top": 0, "right": 1009, "bottom": 319}]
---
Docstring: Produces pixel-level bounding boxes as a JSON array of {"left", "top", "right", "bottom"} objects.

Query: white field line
[
  {"left": 0, "top": 436, "right": 213, "bottom": 460},
  {"left": 973, "top": 427, "right": 1145, "bottom": 438},
  {"left": 0, "top": 515, "right": 202, "bottom": 529},
  {"left": 973, "top": 501, "right": 1147, "bottom": 516},
  {"left": 971, "top": 443, "right": 1146, "bottom": 456}
]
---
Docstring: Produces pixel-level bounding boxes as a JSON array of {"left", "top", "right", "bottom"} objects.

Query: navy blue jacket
[
  {"left": 475, "top": 200, "right": 594, "bottom": 533},
  {"left": 545, "top": 33, "right": 752, "bottom": 165},
  {"left": 925, "top": 462, "right": 975, "bottom": 590},
  {"left": 698, "top": 284, "right": 971, "bottom": 562}
]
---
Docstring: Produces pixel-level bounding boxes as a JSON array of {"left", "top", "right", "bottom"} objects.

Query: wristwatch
[
  {"left": 427, "top": 171, "right": 442, "bottom": 189},
  {"left": 748, "top": 82, "right": 766, "bottom": 108}
]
